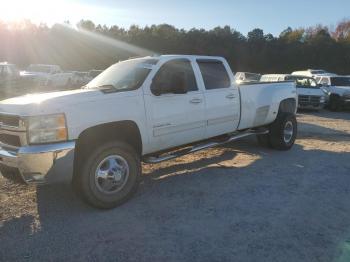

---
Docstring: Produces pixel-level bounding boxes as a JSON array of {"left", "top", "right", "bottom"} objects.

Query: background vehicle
[
  {"left": 20, "top": 64, "right": 73, "bottom": 88},
  {"left": 87, "top": 69, "right": 103, "bottom": 82},
  {"left": 70, "top": 71, "right": 90, "bottom": 87},
  {"left": 235, "top": 72, "right": 261, "bottom": 83},
  {"left": 260, "top": 74, "right": 325, "bottom": 110},
  {"left": 316, "top": 75, "right": 350, "bottom": 111},
  {"left": 0, "top": 62, "right": 20, "bottom": 86},
  {"left": 0, "top": 55, "right": 298, "bottom": 209},
  {"left": 291, "top": 69, "right": 331, "bottom": 78}
]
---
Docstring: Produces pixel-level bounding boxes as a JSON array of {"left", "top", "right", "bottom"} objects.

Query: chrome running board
[{"left": 143, "top": 129, "right": 268, "bottom": 164}]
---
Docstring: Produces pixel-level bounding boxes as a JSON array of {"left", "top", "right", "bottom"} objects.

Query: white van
[
  {"left": 261, "top": 74, "right": 325, "bottom": 110},
  {"left": 291, "top": 69, "right": 330, "bottom": 78}
]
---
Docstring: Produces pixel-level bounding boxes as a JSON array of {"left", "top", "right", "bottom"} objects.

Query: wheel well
[
  {"left": 279, "top": 98, "right": 297, "bottom": 114},
  {"left": 73, "top": 121, "right": 142, "bottom": 176}
]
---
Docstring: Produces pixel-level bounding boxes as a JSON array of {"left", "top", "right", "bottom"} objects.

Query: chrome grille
[
  {"left": 0, "top": 114, "right": 20, "bottom": 127},
  {"left": 298, "top": 95, "right": 321, "bottom": 106},
  {"left": 0, "top": 114, "right": 26, "bottom": 149}
]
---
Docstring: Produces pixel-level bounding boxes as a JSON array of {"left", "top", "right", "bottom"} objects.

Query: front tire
[{"left": 74, "top": 141, "right": 141, "bottom": 209}]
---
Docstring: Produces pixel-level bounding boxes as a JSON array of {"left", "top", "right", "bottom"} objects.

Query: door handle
[
  {"left": 190, "top": 98, "right": 202, "bottom": 104},
  {"left": 226, "top": 94, "right": 236, "bottom": 99}
]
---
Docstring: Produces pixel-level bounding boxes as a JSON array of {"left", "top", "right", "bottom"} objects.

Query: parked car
[
  {"left": 0, "top": 62, "right": 20, "bottom": 86},
  {"left": 70, "top": 71, "right": 90, "bottom": 87},
  {"left": 291, "top": 69, "right": 332, "bottom": 78},
  {"left": 235, "top": 72, "right": 261, "bottom": 83},
  {"left": 260, "top": 74, "right": 325, "bottom": 110},
  {"left": 315, "top": 75, "right": 350, "bottom": 111},
  {"left": 20, "top": 64, "right": 73, "bottom": 88},
  {"left": 0, "top": 55, "right": 298, "bottom": 209},
  {"left": 87, "top": 69, "right": 103, "bottom": 82}
]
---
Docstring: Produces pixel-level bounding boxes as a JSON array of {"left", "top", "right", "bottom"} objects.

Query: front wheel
[{"left": 74, "top": 141, "right": 141, "bottom": 209}]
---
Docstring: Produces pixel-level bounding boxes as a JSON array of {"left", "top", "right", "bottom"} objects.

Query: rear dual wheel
[{"left": 257, "top": 113, "right": 297, "bottom": 151}]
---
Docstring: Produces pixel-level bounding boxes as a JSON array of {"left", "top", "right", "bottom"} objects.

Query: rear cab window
[{"left": 197, "top": 59, "right": 231, "bottom": 90}]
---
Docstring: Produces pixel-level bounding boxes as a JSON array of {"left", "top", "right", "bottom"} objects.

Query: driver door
[{"left": 143, "top": 59, "right": 206, "bottom": 153}]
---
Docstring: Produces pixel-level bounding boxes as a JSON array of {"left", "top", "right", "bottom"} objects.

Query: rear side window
[{"left": 197, "top": 60, "right": 231, "bottom": 90}]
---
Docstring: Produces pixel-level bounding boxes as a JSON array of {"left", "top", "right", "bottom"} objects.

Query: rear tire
[
  {"left": 257, "top": 113, "right": 297, "bottom": 151},
  {"left": 329, "top": 95, "right": 342, "bottom": 112},
  {"left": 73, "top": 141, "right": 141, "bottom": 209},
  {"left": 269, "top": 113, "right": 297, "bottom": 150}
]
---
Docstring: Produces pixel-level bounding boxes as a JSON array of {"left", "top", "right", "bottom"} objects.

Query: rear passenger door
[{"left": 196, "top": 59, "right": 240, "bottom": 138}]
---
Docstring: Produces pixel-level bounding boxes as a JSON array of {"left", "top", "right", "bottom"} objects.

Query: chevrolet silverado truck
[{"left": 0, "top": 55, "right": 298, "bottom": 209}]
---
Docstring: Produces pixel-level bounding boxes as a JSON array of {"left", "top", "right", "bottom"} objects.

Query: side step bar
[{"left": 143, "top": 128, "right": 269, "bottom": 164}]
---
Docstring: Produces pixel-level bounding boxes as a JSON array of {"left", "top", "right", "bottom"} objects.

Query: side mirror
[
  {"left": 151, "top": 80, "right": 162, "bottom": 96},
  {"left": 170, "top": 72, "right": 187, "bottom": 94}
]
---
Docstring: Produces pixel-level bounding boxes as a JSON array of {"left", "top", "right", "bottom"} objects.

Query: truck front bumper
[{"left": 0, "top": 141, "right": 75, "bottom": 185}]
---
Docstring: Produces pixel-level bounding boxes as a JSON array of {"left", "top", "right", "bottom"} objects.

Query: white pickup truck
[
  {"left": 20, "top": 64, "right": 73, "bottom": 88},
  {"left": 0, "top": 55, "right": 298, "bottom": 208},
  {"left": 315, "top": 75, "right": 350, "bottom": 111}
]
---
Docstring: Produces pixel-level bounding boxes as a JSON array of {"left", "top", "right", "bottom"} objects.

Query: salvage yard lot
[{"left": 1, "top": 110, "right": 350, "bottom": 262}]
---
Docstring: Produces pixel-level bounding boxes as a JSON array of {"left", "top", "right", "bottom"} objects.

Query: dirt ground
[{"left": 1, "top": 110, "right": 350, "bottom": 262}]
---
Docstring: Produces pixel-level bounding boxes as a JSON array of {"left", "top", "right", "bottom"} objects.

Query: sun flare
[{"left": 0, "top": 0, "right": 84, "bottom": 25}]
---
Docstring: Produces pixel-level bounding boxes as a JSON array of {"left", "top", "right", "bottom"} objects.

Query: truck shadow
[{"left": 1, "top": 133, "right": 350, "bottom": 261}]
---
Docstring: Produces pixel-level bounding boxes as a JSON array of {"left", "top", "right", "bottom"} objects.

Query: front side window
[
  {"left": 86, "top": 58, "right": 157, "bottom": 91},
  {"left": 197, "top": 60, "right": 231, "bottom": 90},
  {"left": 151, "top": 59, "right": 198, "bottom": 95}
]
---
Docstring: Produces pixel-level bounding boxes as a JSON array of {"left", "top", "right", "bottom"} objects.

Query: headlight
[
  {"left": 26, "top": 114, "right": 68, "bottom": 144},
  {"left": 320, "top": 96, "right": 326, "bottom": 103}
]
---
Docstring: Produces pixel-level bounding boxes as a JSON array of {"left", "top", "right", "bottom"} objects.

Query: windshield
[
  {"left": 86, "top": 58, "right": 158, "bottom": 91},
  {"left": 286, "top": 76, "right": 318, "bottom": 88},
  {"left": 310, "top": 70, "right": 326, "bottom": 75},
  {"left": 330, "top": 77, "right": 350, "bottom": 87},
  {"left": 27, "top": 65, "right": 52, "bottom": 73}
]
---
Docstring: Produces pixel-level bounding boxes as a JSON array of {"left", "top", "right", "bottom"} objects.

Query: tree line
[{"left": 0, "top": 19, "right": 349, "bottom": 74}]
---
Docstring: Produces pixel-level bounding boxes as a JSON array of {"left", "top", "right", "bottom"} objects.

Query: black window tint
[
  {"left": 152, "top": 59, "right": 198, "bottom": 95},
  {"left": 197, "top": 60, "right": 231, "bottom": 90}
]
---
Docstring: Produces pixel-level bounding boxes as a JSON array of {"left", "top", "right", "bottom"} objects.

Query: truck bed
[{"left": 237, "top": 81, "right": 296, "bottom": 130}]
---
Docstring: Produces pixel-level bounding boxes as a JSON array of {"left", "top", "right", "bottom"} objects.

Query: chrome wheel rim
[
  {"left": 95, "top": 155, "right": 129, "bottom": 194},
  {"left": 283, "top": 121, "right": 294, "bottom": 143}
]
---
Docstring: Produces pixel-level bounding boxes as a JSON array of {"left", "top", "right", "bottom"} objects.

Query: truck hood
[{"left": 0, "top": 88, "right": 103, "bottom": 116}]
